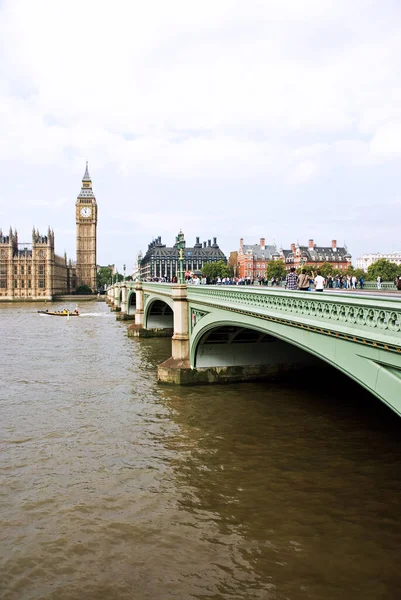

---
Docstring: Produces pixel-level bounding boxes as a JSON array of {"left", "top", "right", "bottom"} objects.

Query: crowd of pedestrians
[
  {"left": 284, "top": 268, "right": 367, "bottom": 292},
  {"left": 142, "top": 271, "right": 401, "bottom": 291}
]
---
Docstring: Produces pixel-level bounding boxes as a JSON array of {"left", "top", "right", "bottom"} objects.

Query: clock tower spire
[{"left": 76, "top": 161, "right": 98, "bottom": 292}]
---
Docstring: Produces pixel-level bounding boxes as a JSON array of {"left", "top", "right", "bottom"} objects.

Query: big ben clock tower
[{"left": 76, "top": 162, "right": 97, "bottom": 291}]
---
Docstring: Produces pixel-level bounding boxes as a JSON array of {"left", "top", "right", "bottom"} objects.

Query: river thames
[{"left": 1, "top": 300, "right": 401, "bottom": 600}]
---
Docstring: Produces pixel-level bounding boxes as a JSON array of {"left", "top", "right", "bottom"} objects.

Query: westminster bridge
[{"left": 106, "top": 282, "right": 401, "bottom": 417}]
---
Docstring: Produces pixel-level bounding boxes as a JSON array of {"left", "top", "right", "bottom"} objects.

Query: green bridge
[{"left": 106, "top": 282, "right": 401, "bottom": 416}]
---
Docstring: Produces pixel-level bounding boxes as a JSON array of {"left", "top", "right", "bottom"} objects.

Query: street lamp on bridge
[{"left": 176, "top": 230, "right": 185, "bottom": 284}]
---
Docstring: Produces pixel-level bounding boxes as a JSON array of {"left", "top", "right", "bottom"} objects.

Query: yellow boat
[{"left": 37, "top": 310, "right": 80, "bottom": 317}]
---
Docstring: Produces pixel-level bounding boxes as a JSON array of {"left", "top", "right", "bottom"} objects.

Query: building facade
[
  {"left": 1, "top": 163, "right": 97, "bottom": 300},
  {"left": 237, "top": 238, "right": 281, "bottom": 279},
  {"left": 281, "top": 239, "right": 351, "bottom": 271},
  {"left": 356, "top": 252, "right": 401, "bottom": 272},
  {"left": 0, "top": 227, "right": 75, "bottom": 300},
  {"left": 140, "top": 232, "right": 226, "bottom": 280},
  {"left": 76, "top": 162, "right": 98, "bottom": 291}
]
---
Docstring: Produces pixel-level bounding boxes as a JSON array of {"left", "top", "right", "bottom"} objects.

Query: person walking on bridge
[
  {"left": 298, "top": 269, "right": 310, "bottom": 291},
  {"left": 285, "top": 267, "right": 298, "bottom": 290},
  {"left": 314, "top": 270, "right": 325, "bottom": 292}
]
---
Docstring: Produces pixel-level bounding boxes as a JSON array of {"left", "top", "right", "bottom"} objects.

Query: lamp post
[
  {"left": 137, "top": 252, "right": 142, "bottom": 282},
  {"left": 176, "top": 231, "right": 185, "bottom": 284},
  {"left": 123, "top": 264, "right": 126, "bottom": 281}
]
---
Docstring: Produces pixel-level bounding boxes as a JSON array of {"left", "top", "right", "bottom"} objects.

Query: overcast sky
[{"left": 1, "top": 0, "right": 400, "bottom": 271}]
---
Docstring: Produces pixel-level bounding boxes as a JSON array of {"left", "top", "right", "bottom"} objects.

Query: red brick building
[
  {"left": 281, "top": 239, "right": 351, "bottom": 271},
  {"left": 237, "top": 237, "right": 281, "bottom": 279}
]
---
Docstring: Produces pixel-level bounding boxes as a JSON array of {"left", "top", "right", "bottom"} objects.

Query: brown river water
[{"left": 1, "top": 300, "right": 401, "bottom": 600}]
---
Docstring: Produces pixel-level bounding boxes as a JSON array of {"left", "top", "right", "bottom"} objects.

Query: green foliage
[
  {"left": 202, "top": 260, "right": 231, "bottom": 280},
  {"left": 367, "top": 259, "right": 398, "bottom": 282},
  {"left": 97, "top": 267, "right": 113, "bottom": 289},
  {"left": 76, "top": 284, "right": 93, "bottom": 295},
  {"left": 316, "top": 262, "right": 334, "bottom": 278},
  {"left": 350, "top": 268, "right": 366, "bottom": 280},
  {"left": 265, "top": 260, "right": 287, "bottom": 281}
]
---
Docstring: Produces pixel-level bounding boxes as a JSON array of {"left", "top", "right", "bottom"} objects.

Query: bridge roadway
[{"left": 106, "top": 282, "right": 401, "bottom": 416}]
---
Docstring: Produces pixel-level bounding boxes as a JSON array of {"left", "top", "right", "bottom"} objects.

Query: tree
[
  {"left": 367, "top": 259, "right": 398, "bottom": 282},
  {"left": 202, "top": 260, "right": 231, "bottom": 280},
  {"left": 349, "top": 268, "right": 366, "bottom": 280},
  {"left": 97, "top": 266, "right": 113, "bottom": 289},
  {"left": 76, "top": 284, "right": 93, "bottom": 295},
  {"left": 315, "top": 262, "right": 334, "bottom": 278},
  {"left": 265, "top": 260, "right": 287, "bottom": 281}
]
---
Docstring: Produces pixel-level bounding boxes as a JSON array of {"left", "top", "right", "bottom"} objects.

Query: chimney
[
  {"left": 196, "top": 237, "right": 200, "bottom": 244},
  {"left": 260, "top": 237, "right": 265, "bottom": 249},
  {"left": 332, "top": 239, "right": 337, "bottom": 249},
  {"left": 203, "top": 241, "right": 206, "bottom": 248},
  {"left": 240, "top": 237, "right": 243, "bottom": 248},
  {"left": 213, "top": 237, "right": 217, "bottom": 246},
  {"left": 291, "top": 243, "right": 296, "bottom": 252},
  {"left": 308, "top": 239, "right": 314, "bottom": 248},
  {"left": 208, "top": 239, "right": 211, "bottom": 246}
]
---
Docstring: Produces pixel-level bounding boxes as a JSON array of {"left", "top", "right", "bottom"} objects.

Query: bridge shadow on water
[
  {"left": 130, "top": 334, "right": 401, "bottom": 600},
  {"left": 131, "top": 332, "right": 399, "bottom": 432}
]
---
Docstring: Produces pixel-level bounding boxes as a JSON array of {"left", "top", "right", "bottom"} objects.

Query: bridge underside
[
  {"left": 159, "top": 323, "right": 324, "bottom": 386},
  {"left": 161, "top": 312, "right": 401, "bottom": 416},
  {"left": 195, "top": 326, "right": 318, "bottom": 369},
  {"left": 146, "top": 300, "right": 174, "bottom": 329}
]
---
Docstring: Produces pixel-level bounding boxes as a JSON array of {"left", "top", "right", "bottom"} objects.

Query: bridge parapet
[{"left": 186, "top": 286, "right": 401, "bottom": 352}]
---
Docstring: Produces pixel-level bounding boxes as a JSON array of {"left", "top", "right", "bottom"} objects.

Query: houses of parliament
[{"left": 0, "top": 163, "right": 98, "bottom": 300}]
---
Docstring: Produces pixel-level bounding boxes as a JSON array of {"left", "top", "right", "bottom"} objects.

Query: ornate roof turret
[
  {"left": 83, "top": 161, "right": 91, "bottom": 182},
  {"left": 77, "top": 161, "right": 95, "bottom": 199}
]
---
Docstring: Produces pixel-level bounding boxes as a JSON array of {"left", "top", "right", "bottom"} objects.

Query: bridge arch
[
  {"left": 190, "top": 311, "right": 401, "bottom": 415},
  {"left": 145, "top": 297, "right": 174, "bottom": 329},
  {"left": 127, "top": 289, "right": 136, "bottom": 316},
  {"left": 194, "top": 322, "right": 318, "bottom": 370}
]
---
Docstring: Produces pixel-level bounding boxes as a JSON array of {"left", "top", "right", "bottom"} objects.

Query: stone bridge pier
[{"left": 158, "top": 284, "right": 191, "bottom": 378}]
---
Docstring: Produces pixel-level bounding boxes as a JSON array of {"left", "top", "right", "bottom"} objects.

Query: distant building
[
  {"left": 228, "top": 251, "right": 238, "bottom": 276},
  {"left": 281, "top": 239, "right": 351, "bottom": 271},
  {"left": 1, "top": 163, "right": 98, "bottom": 300},
  {"left": 140, "top": 232, "right": 226, "bottom": 280},
  {"left": 0, "top": 227, "right": 75, "bottom": 300},
  {"left": 76, "top": 162, "right": 98, "bottom": 291},
  {"left": 356, "top": 252, "right": 401, "bottom": 272},
  {"left": 237, "top": 238, "right": 280, "bottom": 279}
]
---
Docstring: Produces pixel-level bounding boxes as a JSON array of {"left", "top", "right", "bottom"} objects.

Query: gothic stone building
[
  {"left": 140, "top": 233, "right": 227, "bottom": 280},
  {"left": 75, "top": 162, "right": 98, "bottom": 291},
  {"left": 0, "top": 228, "right": 75, "bottom": 300},
  {"left": 0, "top": 163, "right": 98, "bottom": 300}
]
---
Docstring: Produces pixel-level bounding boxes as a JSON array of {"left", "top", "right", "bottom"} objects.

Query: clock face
[{"left": 80, "top": 206, "right": 92, "bottom": 218}]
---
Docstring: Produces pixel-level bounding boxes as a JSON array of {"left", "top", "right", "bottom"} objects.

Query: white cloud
[
  {"left": 0, "top": 0, "right": 401, "bottom": 265},
  {"left": 369, "top": 120, "right": 401, "bottom": 159},
  {"left": 294, "top": 160, "right": 317, "bottom": 181}
]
